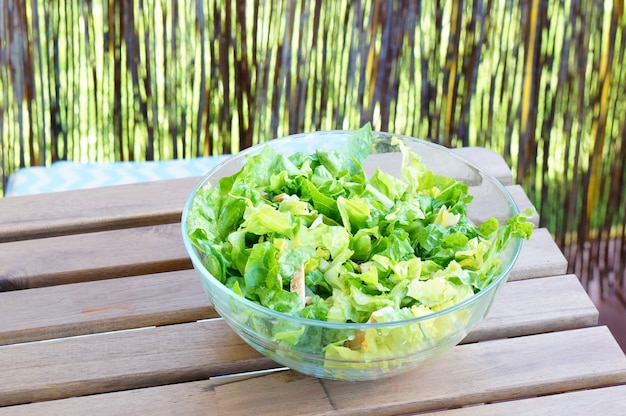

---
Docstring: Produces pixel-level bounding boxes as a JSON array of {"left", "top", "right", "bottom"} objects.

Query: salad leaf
[{"left": 186, "top": 124, "right": 535, "bottom": 364}]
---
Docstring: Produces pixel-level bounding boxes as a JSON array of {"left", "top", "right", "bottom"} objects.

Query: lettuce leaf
[{"left": 187, "top": 124, "right": 535, "bottom": 364}]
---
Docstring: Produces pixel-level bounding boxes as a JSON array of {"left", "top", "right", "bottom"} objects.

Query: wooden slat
[
  {"left": 0, "top": 177, "right": 201, "bottom": 243},
  {"left": 7, "top": 379, "right": 626, "bottom": 416},
  {"left": 0, "top": 372, "right": 333, "bottom": 416},
  {"left": 0, "top": 223, "right": 191, "bottom": 290},
  {"left": 0, "top": 224, "right": 561, "bottom": 292},
  {"left": 0, "top": 320, "right": 278, "bottom": 407},
  {"left": 0, "top": 270, "right": 215, "bottom": 345},
  {"left": 10, "top": 379, "right": 626, "bottom": 416},
  {"left": 451, "top": 147, "right": 513, "bottom": 185},
  {"left": 419, "top": 385, "right": 626, "bottom": 415},
  {"left": 508, "top": 228, "right": 568, "bottom": 280},
  {"left": 1, "top": 327, "right": 624, "bottom": 415},
  {"left": 464, "top": 274, "right": 598, "bottom": 343},
  {"left": 0, "top": 291, "right": 602, "bottom": 409},
  {"left": 318, "top": 326, "right": 626, "bottom": 415},
  {"left": 0, "top": 271, "right": 596, "bottom": 347},
  {"left": 0, "top": 148, "right": 521, "bottom": 244},
  {"left": 507, "top": 184, "right": 540, "bottom": 225}
]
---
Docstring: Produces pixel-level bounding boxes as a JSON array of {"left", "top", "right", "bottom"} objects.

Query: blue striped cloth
[{"left": 5, "top": 156, "right": 232, "bottom": 196}]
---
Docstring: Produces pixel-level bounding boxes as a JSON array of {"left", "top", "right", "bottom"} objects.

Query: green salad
[{"left": 186, "top": 125, "right": 533, "bottom": 362}]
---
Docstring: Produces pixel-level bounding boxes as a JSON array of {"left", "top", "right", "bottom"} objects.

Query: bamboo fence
[{"left": 1, "top": 0, "right": 626, "bottom": 295}]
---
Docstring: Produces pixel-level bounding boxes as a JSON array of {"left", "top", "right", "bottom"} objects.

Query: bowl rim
[{"left": 181, "top": 129, "right": 523, "bottom": 330}]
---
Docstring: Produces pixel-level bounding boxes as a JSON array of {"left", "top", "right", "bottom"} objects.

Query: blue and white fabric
[{"left": 5, "top": 156, "right": 232, "bottom": 196}]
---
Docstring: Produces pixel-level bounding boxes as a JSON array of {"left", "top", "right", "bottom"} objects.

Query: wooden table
[{"left": 2, "top": 148, "right": 626, "bottom": 415}]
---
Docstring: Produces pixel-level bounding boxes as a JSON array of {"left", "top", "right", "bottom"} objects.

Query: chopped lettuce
[{"left": 187, "top": 124, "right": 534, "bottom": 363}]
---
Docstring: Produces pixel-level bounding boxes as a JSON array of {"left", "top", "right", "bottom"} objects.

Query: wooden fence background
[{"left": 1, "top": 0, "right": 626, "bottom": 294}]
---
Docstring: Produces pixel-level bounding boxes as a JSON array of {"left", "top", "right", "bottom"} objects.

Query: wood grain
[
  {"left": 451, "top": 147, "right": 513, "bottom": 185},
  {"left": 0, "top": 320, "right": 277, "bottom": 407},
  {"left": 0, "top": 270, "right": 215, "bottom": 345},
  {"left": 0, "top": 371, "right": 332, "bottom": 416},
  {"left": 1, "top": 327, "right": 624, "bottom": 415},
  {"left": 465, "top": 274, "right": 598, "bottom": 343},
  {"left": 0, "top": 225, "right": 564, "bottom": 292},
  {"left": 0, "top": 148, "right": 516, "bottom": 243},
  {"left": 0, "top": 292, "right": 601, "bottom": 409},
  {"left": 0, "top": 271, "right": 596, "bottom": 347},
  {"left": 0, "top": 177, "right": 200, "bottom": 243},
  {"left": 507, "top": 184, "right": 541, "bottom": 225},
  {"left": 319, "top": 326, "right": 626, "bottom": 415},
  {"left": 419, "top": 384, "right": 626, "bottom": 415},
  {"left": 0, "top": 223, "right": 191, "bottom": 290},
  {"left": 508, "top": 227, "right": 568, "bottom": 280}
]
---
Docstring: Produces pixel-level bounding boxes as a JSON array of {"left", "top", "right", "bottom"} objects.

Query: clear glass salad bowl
[{"left": 181, "top": 129, "right": 524, "bottom": 381}]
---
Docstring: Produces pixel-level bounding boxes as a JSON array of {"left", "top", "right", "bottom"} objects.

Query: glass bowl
[{"left": 181, "top": 130, "right": 522, "bottom": 381}]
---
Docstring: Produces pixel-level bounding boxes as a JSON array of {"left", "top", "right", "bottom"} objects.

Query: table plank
[
  {"left": 319, "top": 326, "right": 626, "bottom": 415},
  {"left": 507, "top": 184, "right": 540, "bottom": 225},
  {"left": 0, "top": 320, "right": 278, "bottom": 407},
  {"left": 0, "top": 372, "right": 332, "bottom": 416},
  {"left": 12, "top": 380, "right": 626, "bottom": 416},
  {"left": 0, "top": 270, "right": 215, "bottom": 345},
  {"left": 464, "top": 274, "right": 598, "bottom": 343},
  {"left": 0, "top": 148, "right": 513, "bottom": 243},
  {"left": 419, "top": 384, "right": 626, "bottom": 415},
  {"left": 451, "top": 147, "right": 513, "bottom": 186},
  {"left": 0, "top": 223, "right": 190, "bottom": 290},
  {"left": 1, "top": 327, "right": 624, "bottom": 414},
  {"left": 0, "top": 225, "right": 562, "bottom": 292},
  {"left": 0, "top": 271, "right": 597, "bottom": 347},
  {"left": 0, "top": 296, "right": 603, "bottom": 409},
  {"left": 508, "top": 228, "right": 568, "bottom": 280},
  {"left": 0, "top": 177, "right": 200, "bottom": 243}
]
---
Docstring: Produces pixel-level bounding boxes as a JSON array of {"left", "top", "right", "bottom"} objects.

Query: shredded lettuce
[{"left": 187, "top": 124, "right": 534, "bottom": 362}]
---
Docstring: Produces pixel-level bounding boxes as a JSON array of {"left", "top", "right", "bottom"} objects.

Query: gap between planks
[{"left": 0, "top": 327, "right": 624, "bottom": 415}]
